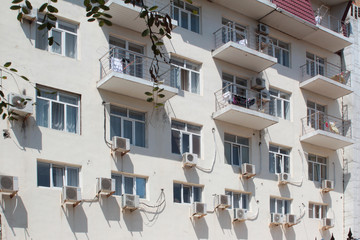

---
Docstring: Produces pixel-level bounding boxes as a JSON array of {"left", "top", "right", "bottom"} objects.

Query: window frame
[
  {"left": 269, "top": 145, "right": 290, "bottom": 174},
  {"left": 225, "top": 190, "right": 249, "bottom": 210},
  {"left": 173, "top": 182, "right": 202, "bottom": 204},
  {"left": 309, "top": 203, "right": 327, "bottom": 219},
  {"left": 270, "top": 197, "right": 291, "bottom": 214},
  {"left": 269, "top": 88, "right": 291, "bottom": 120},
  {"left": 222, "top": 72, "right": 249, "bottom": 96},
  {"left": 224, "top": 133, "right": 250, "bottom": 167},
  {"left": 171, "top": 120, "right": 201, "bottom": 157},
  {"left": 111, "top": 173, "right": 147, "bottom": 199},
  {"left": 308, "top": 154, "right": 327, "bottom": 182},
  {"left": 36, "top": 86, "right": 80, "bottom": 134},
  {"left": 171, "top": 0, "right": 201, "bottom": 33},
  {"left": 268, "top": 37, "right": 290, "bottom": 67},
  {"left": 170, "top": 56, "right": 201, "bottom": 94},
  {"left": 221, "top": 18, "right": 247, "bottom": 44},
  {"left": 37, "top": 161, "right": 80, "bottom": 188},
  {"left": 306, "top": 52, "right": 325, "bottom": 77}
]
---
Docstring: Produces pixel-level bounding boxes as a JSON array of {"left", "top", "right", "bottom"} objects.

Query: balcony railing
[
  {"left": 99, "top": 46, "right": 171, "bottom": 86},
  {"left": 215, "top": 84, "right": 271, "bottom": 115},
  {"left": 300, "top": 62, "right": 351, "bottom": 86},
  {"left": 301, "top": 112, "right": 352, "bottom": 138},
  {"left": 316, "top": 14, "right": 348, "bottom": 36}
]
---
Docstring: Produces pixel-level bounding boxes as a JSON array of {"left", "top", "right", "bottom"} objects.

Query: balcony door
[
  {"left": 307, "top": 101, "right": 326, "bottom": 130},
  {"left": 306, "top": 52, "right": 325, "bottom": 77},
  {"left": 221, "top": 18, "right": 247, "bottom": 45}
]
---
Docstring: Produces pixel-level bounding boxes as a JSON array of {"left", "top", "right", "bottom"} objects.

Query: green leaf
[
  {"left": 2, "top": 113, "right": 7, "bottom": 120},
  {"left": 158, "top": 93, "right": 165, "bottom": 98},
  {"left": 156, "top": 103, "right": 164, "bottom": 107},
  {"left": 84, "top": 0, "right": 90, "bottom": 6},
  {"left": 12, "top": 0, "right": 23, "bottom": 3},
  {"left": 102, "top": 13, "right": 112, "bottom": 18},
  {"left": 142, "top": 29, "right": 149, "bottom": 37},
  {"left": 146, "top": 97, "right": 154, "bottom": 102},
  {"left": 139, "top": 10, "right": 148, "bottom": 18},
  {"left": 165, "top": 33, "right": 171, "bottom": 39},
  {"left": 2, "top": 76, "right": 7, "bottom": 80},
  {"left": 155, "top": 41, "right": 164, "bottom": 46},
  {"left": 47, "top": 5, "right": 58, "bottom": 13},
  {"left": 0, "top": 91, "right": 4, "bottom": 98},
  {"left": 99, "top": 20, "right": 104, "bottom": 27},
  {"left": 158, "top": 88, "right": 164, "bottom": 93},
  {"left": 153, "top": 87, "right": 159, "bottom": 91},
  {"left": 25, "top": 0, "right": 32, "bottom": 10},
  {"left": 88, "top": 18, "right": 96, "bottom": 22},
  {"left": 17, "top": 12, "right": 23, "bottom": 21},
  {"left": 145, "top": 92, "right": 153, "bottom": 96},
  {"left": 149, "top": 6, "right": 158, "bottom": 11},
  {"left": 47, "top": 14, "right": 57, "bottom": 21},
  {"left": 48, "top": 36, "right": 54, "bottom": 46},
  {"left": 21, "top": 76, "right": 29, "bottom": 81},
  {"left": 39, "top": 3, "right": 48, "bottom": 12},
  {"left": 99, "top": 5, "right": 109, "bottom": 10},
  {"left": 38, "top": 23, "right": 47, "bottom": 30},
  {"left": 103, "top": 19, "right": 112, "bottom": 26},
  {"left": 10, "top": 68, "right": 18, "bottom": 72},
  {"left": 50, "top": 0, "right": 58, "bottom": 2},
  {"left": 10, "top": 5, "right": 21, "bottom": 10},
  {"left": 4, "top": 62, "right": 12, "bottom": 68},
  {"left": 22, "top": 6, "right": 30, "bottom": 14}
]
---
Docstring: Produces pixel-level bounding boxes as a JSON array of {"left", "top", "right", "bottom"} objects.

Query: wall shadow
[
  {"left": 123, "top": 209, "right": 143, "bottom": 234},
  {"left": 216, "top": 209, "right": 232, "bottom": 231},
  {"left": 284, "top": 226, "right": 296, "bottom": 240},
  {"left": 191, "top": 217, "right": 209, "bottom": 240},
  {"left": 11, "top": 117, "right": 42, "bottom": 151},
  {"left": 99, "top": 196, "right": 121, "bottom": 225},
  {"left": 183, "top": 167, "right": 200, "bottom": 184},
  {"left": 62, "top": 204, "right": 88, "bottom": 235},
  {"left": 1, "top": 195, "right": 28, "bottom": 237},
  {"left": 233, "top": 221, "right": 248, "bottom": 240},
  {"left": 270, "top": 225, "right": 283, "bottom": 240}
]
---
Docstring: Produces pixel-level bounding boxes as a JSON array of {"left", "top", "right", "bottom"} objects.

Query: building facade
[{"left": 0, "top": 0, "right": 356, "bottom": 239}]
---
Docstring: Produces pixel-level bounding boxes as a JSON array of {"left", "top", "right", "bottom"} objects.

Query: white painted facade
[{"left": 0, "top": 0, "right": 355, "bottom": 239}]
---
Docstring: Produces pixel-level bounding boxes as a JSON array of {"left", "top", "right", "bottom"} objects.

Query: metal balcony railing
[
  {"left": 215, "top": 83, "right": 271, "bottom": 115},
  {"left": 300, "top": 62, "right": 351, "bottom": 87},
  {"left": 315, "top": 14, "right": 348, "bottom": 36},
  {"left": 99, "top": 46, "right": 172, "bottom": 86},
  {"left": 301, "top": 112, "right": 352, "bottom": 138}
]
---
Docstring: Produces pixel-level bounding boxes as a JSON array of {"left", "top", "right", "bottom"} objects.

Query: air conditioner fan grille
[{"left": 1, "top": 177, "right": 13, "bottom": 190}]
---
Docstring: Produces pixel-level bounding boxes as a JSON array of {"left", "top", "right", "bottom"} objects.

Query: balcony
[
  {"left": 97, "top": 47, "right": 178, "bottom": 101},
  {"left": 105, "top": 0, "right": 176, "bottom": 32},
  {"left": 212, "top": 26, "right": 277, "bottom": 72},
  {"left": 299, "top": 62, "right": 352, "bottom": 99},
  {"left": 213, "top": 84, "right": 279, "bottom": 130},
  {"left": 300, "top": 112, "right": 354, "bottom": 150}
]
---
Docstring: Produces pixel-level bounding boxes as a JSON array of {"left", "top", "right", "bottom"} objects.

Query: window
[
  {"left": 36, "top": 87, "right": 80, "bottom": 134},
  {"left": 270, "top": 197, "right": 291, "bottom": 214},
  {"left": 221, "top": 18, "right": 247, "bottom": 45},
  {"left": 269, "top": 145, "right": 290, "bottom": 174},
  {"left": 170, "top": 57, "right": 200, "bottom": 94},
  {"left": 110, "top": 105, "right": 145, "bottom": 147},
  {"left": 171, "top": 120, "right": 201, "bottom": 156},
  {"left": 222, "top": 72, "right": 248, "bottom": 96},
  {"left": 36, "top": 16, "right": 77, "bottom": 58},
  {"left": 172, "top": 0, "right": 200, "bottom": 33},
  {"left": 269, "top": 88, "right": 290, "bottom": 120},
  {"left": 268, "top": 37, "right": 290, "bottom": 67},
  {"left": 111, "top": 173, "right": 147, "bottom": 198},
  {"left": 37, "top": 161, "right": 79, "bottom": 188},
  {"left": 309, "top": 203, "right": 327, "bottom": 219},
  {"left": 173, "top": 182, "right": 202, "bottom": 203},
  {"left": 308, "top": 154, "right": 327, "bottom": 182},
  {"left": 225, "top": 190, "right": 249, "bottom": 210},
  {"left": 224, "top": 133, "right": 249, "bottom": 166},
  {"left": 306, "top": 52, "right": 325, "bottom": 77},
  {"left": 307, "top": 101, "right": 326, "bottom": 130}
]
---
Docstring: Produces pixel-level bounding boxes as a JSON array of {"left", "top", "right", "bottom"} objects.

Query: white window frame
[
  {"left": 269, "top": 145, "right": 290, "bottom": 174},
  {"left": 171, "top": 120, "right": 201, "bottom": 156},
  {"left": 309, "top": 203, "right": 327, "bottom": 219},
  {"left": 269, "top": 88, "right": 291, "bottom": 120},
  {"left": 171, "top": 0, "right": 200, "bottom": 33},
  {"left": 36, "top": 87, "right": 80, "bottom": 134},
  {"left": 307, "top": 100, "right": 326, "bottom": 130},
  {"left": 170, "top": 57, "right": 201, "bottom": 94},
  {"left": 306, "top": 52, "right": 325, "bottom": 77},
  {"left": 37, "top": 161, "right": 80, "bottom": 188},
  {"left": 270, "top": 197, "right": 291, "bottom": 214},
  {"left": 36, "top": 16, "right": 78, "bottom": 58},
  {"left": 269, "top": 37, "right": 290, "bottom": 67},
  {"left": 222, "top": 72, "right": 248, "bottom": 96},
  {"left": 173, "top": 182, "right": 202, "bottom": 204},
  {"left": 111, "top": 173, "right": 147, "bottom": 199},
  {"left": 224, "top": 133, "right": 250, "bottom": 167},
  {"left": 110, "top": 105, "right": 146, "bottom": 147},
  {"left": 221, "top": 18, "right": 247, "bottom": 44},
  {"left": 308, "top": 154, "right": 327, "bottom": 182},
  {"left": 225, "top": 190, "right": 249, "bottom": 210}
]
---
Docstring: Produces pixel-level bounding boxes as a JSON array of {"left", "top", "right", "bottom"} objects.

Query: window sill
[
  {"left": 38, "top": 125, "right": 81, "bottom": 136},
  {"left": 34, "top": 48, "right": 79, "bottom": 61}
]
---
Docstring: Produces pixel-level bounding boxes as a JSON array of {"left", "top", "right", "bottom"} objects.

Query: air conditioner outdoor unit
[
  {"left": 322, "top": 218, "right": 334, "bottom": 230},
  {"left": 322, "top": 180, "right": 334, "bottom": 192},
  {"left": 191, "top": 202, "right": 207, "bottom": 218},
  {"left": 233, "top": 208, "right": 247, "bottom": 222},
  {"left": 260, "top": 89, "right": 271, "bottom": 102},
  {"left": 271, "top": 213, "right": 283, "bottom": 225},
  {"left": 258, "top": 23, "right": 269, "bottom": 35},
  {"left": 278, "top": 173, "right": 290, "bottom": 184},
  {"left": 285, "top": 214, "right": 297, "bottom": 227},
  {"left": 0, "top": 175, "right": 19, "bottom": 193},
  {"left": 97, "top": 177, "right": 115, "bottom": 195},
  {"left": 8, "top": 93, "right": 34, "bottom": 116},
  {"left": 22, "top": 7, "right": 37, "bottom": 22},
  {"left": 122, "top": 194, "right": 139, "bottom": 211},
  {"left": 112, "top": 136, "right": 130, "bottom": 154},
  {"left": 241, "top": 163, "right": 256, "bottom": 178},
  {"left": 251, "top": 77, "right": 266, "bottom": 90},
  {"left": 215, "top": 194, "right": 231, "bottom": 209},
  {"left": 62, "top": 186, "right": 82, "bottom": 205},
  {"left": 182, "top": 152, "right": 198, "bottom": 168}
]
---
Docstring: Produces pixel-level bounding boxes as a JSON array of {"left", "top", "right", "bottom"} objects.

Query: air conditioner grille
[
  {"left": 66, "top": 187, "right": 77, "bottom": 200},
  {"left": 283, "top": 174, "right": 289, "bottom": 180},
  {"left": 116, "top": 138, "right": 127, "bottom": 149},
  {"left": 1, "top": 176, "right": 13, "bottom": 190},
  {"left": 220, "top": 195, "right": 228, "bottom": 204},
  {"left": 101, "top": 179, "right": 112, "bottom": 191},
  {"left": 326, "top": 181, "right": 332, "bottom": 188},
  {"left": 126, "top": 195, "right": 135, "bottom": 206},
  {"left": 274, "top": 214, "right": 281, "bottom": 222},
  {"left": 288, "top": 214, "right": 295, "bottom": 222},
  {"left": 11, "top": 96, "right": 26, "bottom": 109},
  {"left": 187, "top": 154, "right": 194, "bottom": 162},
  {"left": 246, "top": 164, "right": 253, "bottom": 173},
  {"left": 237, "top": 209, "right": 244, "bottom": 218},
  {"left": 196, "top": 203, "right": 204, "bottom": 213}
]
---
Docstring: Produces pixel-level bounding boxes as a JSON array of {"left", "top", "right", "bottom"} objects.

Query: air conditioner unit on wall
[
  {"left": 322, "top": 180, "right": 334, "bottom": 192},
  {"left": 285, "top": 214, "right": 297, "bottom": 227},
  {"left": 271, "top": 213, "right": 283, "bottom": 225},
  {"left": 97, "top": 177, "right": 115, "bottom": 195},
  {"left": 251, "top": 77, "right": 266, "bottom": 90},
  {"left": 241, "top": 163, "right": 256, "bottom": 178},
  {"left": 112, "top": 136, "right": 130, "bottom": 154},
  {"left": 322, "top": 218, "right": 334, "bottom": 230},
  {"left": 8, "top": 93, "right": 34, "bottom": 116},
  {"left": 233, "top": 208, "right": 247, "bottom": 222},
  {"left": 278, "top": 173, "right": 290, "bottom": 184},
  {"left": 62, "top": 186, "right": 82, "bottom": 205},
  {"left": 191, "top": 202, "right": 207, "bottom": 218},
  {"left": 182, "top": 152, "right": 198, "bottom": 168},
  {"left": 258, "top": 23, "right": 269, "bottom": 35},
  {"left": 215, "top": 194, "right": 230, "bottom": 209},
  {"left": 0, "top": 175, "right": 19, "bottom": 193},
  {"left": 122, "top": 194, "right": 139, "bottom": 211}
]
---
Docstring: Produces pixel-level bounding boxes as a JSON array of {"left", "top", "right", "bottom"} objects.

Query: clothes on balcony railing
[{"left": 233, "top": 95, "right": 256, "bottom": 108}]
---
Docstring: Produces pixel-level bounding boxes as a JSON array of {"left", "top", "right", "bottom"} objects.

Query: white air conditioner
[
  {"left": 191, "top": 202, "right": 207, "bottom": 218},
  {"left": 322, "top": 218, "right": 334, "bottom": 230},
  {"left": 271, "top": 213, "right": 283, "bottom": 225},
  {"left": 182, "top": 152, "right": 198, "bottom": 168},
  {"left": 258, "top": 35, "right": 269, "bottom": 51},
  {"left": 258, "top": 23, "right": 269, "bottom": 35},
  {"left": 62, "top": 186, "right": 82, "bottom": 204},
  {"left": 233, "top": 208, "right": 247, "bottom": 222},
  {"left": 8, "top": 93, "right": 34, "bottom": 116},
  {"left": 215, "top": 194, "right": 231, "bottom": 209},
  {"left": 278, "top": 173, "right": 290, "bottom": 184},
  {"left": 322, "top": 180, "right": 334, "bottom": 192},
  {"left": 22, "top": 7, "right": 37, "bottom": 22},
  {"left": 97, "top": 177, "right": 115, "bottom": 195},
  {"left": 260, "top": 89, "right": 271, "bottom": 102},
  {"left": 251, "top": 77, "right": 266, "bottom": 90},
  {"left": 241, "top": 163, "right": 256, "bottom": 178},
  {"left": 0, "top": 175, "right": 19, "bottom": 193},
  {"left": 285, "top": 214, "right": 297, "bottom": 227},
  {"left": 112, "top": 136, "right": 130, "bottom": 153},
  {"left": 122, "top": 194, "right": 139, "bottom": 210}
]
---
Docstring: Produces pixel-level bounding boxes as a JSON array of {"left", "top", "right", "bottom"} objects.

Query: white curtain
[
  {"left": 51, "top": 30, "right": 62, "bottom": 54},
  {"left": 36, "top": 98, "right": 49, "bottom": 128},
  {"left": 67, "top": 167, "right": 79, "bottom": 187},
  {"left": 52, "top": 102, "right": 64, "bottom": 130},
  {"left": 191, "top": 72, "right": 199, "bottom": 94},
  {"left": 66, "top": 105, "right": 78, "bottom": 133},
  {"left": 65, "top": 33, "right": 77, "bottom": 58},
  {"left": 52, "top": 166, "right": 64, "bottom": 187}
]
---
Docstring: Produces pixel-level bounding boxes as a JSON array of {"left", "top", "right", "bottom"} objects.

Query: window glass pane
[
  {"left": 314, "top": 164, "right": 320, "bottom": 182},
  {"left": 124, "top": 120, "right": 133, "bottom": 144},
  {"left": 124, "top": 177, "right": 134, "bottom": 194},
  {"left": 128, "top": 42, "right": 144, "bottom": 54},
  {"left": 181, "top": 11, "right": 188, "bottom": 29},
  {"left": 322, "top": 206, "right": 327, "bottom": 219},
  {"left": 182, "top": 133, "right": 190, "bottom": 153},
  {"left": 170, "top": 66, "right": 180, "bottom": 88},
  {"left": 224, "top": 142, "right": 231, "bottom": 165},
  {"left": 277, "top": 199, "right": 283, "bottom": 214},
  {"left": 187, "top": 124, "right": 201, "bottom": 134},
  {"left": 110, "top": 106, "right": 127, "bottom": 116},
  {"left": 171, "top": 120, "right": 185, "bottom": 130},
  {"left": 237, "top": 136, "right": 249, "bottom": 146},
  {"left": 315, "top": 205, "right": 320, "bottom": 218},
  {"left": 181, "top": 69, "right": 189, "bottom": 91},
  {"left": 110, "top": 115, "right": 121, "bottom": 140},
  {"left": 135, "top": 122, "right": 145, "bottom": 147},
  {"left": 171, "top": 130, "right": 181, "bottom": 154},
  {"left": 66, "top": 105, "right": 78, "bottom": 134},
  {"left": 191, "top": 72, "right": 200, "bottom": 94},
  {"left": 65, "top": 33, "right": 76, "bottom": 58},
  {"left": 224, "top": 133, "right": 236, "bottom": 143},
  {"left": 67, "top": 167, "right": 79, "bottom": 187},
  {"left": 37, "top": 162, "right": 50, "bottom": 187},
  {"left": 192, "top": 135, "right": 200, "bottom": 157},
  {"left": 276, "top": 155, "right": 282, "bottom": 174},
  {"left": 191, "top": 14, "right": 200, "bottom": 33},
  {"left": 309, "top": 203, "right": 313, "bottom": 218},
  {"left": 136, "top": 178, "right": 146, "bottom": 198},
  {"left": 51, "top": 30, "right": 62, "bottom": 54},
  {"left": 242, "top": 146, "right": 249, "bottom": 164},
  {"left": 173, "top": 7, "right": 179, "bottom": 22},
  {"left": 193, "top": 187, "right": 201, "bottom": 202},
  {"left": 36, "top": 24, "right": 48, "bottom": 50},
  {"left": 183, "top": 185, "right": 191, "bottom": 203},
  {"left": 270, "top": 198, "right": 275, "bottom": 213},
  {"left": 269, "top": 153, "right": 275, "bottom": 173},
  {"left": 52, "top": 166, "right": 64, "bottom": 187},
  {"left": 38, "top": 90, "right": 56, "bottom": 100},
  {"left": 269, "top": 145, "right": 278, "bottom": 152},
  {"left": 321, "top": 165, "right": 327, "bottom": 180},
  {"left": 52, "top": 102, "right": 64, "bottom": 130},
  {"left": 283, "top": 156, "right": 289, "bottom": 173},
  {"left": 59, "top": 22, "right": 77, "bottom": 33},
  {"left": 233, "top": 145, "right": 240, "bottom": 166},
  {"left": 308, "top": 162, "right": 313, "bottom": 180},
  {"left": 112, "top": 174, "right": 122, "bottom": 196},
  {"left": 129, "top": 110, "right": 145, "bottom": 121},
  {"left": 284, "top": 101, "right": 290, "bottom": 120},
  {"left": 36, "top": 98, "right": 49, "bottom": 128},
  {"left": 284, "top": 201, "right": 290, "bottom": 214},
  {"left": 276, "top": 99, "right": 282, "bottom": 117},
  {"left": 233, "top": 193, "right": 240, "bottom": 209},
  {"left": 59, "top": 94, "right": 78, "bottom": 105},
  {"left": 109, "top": 36, "right": 126, "bottom": 48},
  {"left": 242, "top": 195, "right": 248, "bottom": 209},
  {"left": 173, "top": 183, "right": 181, "bottom": 203}
]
